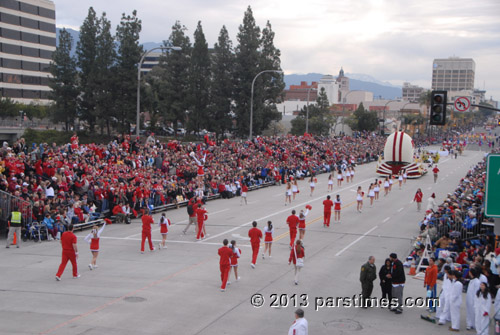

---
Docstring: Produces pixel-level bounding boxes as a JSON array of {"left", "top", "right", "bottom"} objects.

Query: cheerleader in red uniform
[
  {"left": 158, "top": 213, "right": 170, "bottom": 250},
  {"left": 230, "top": 240, "right": 241, "bottom": 281},
  {"left": 240, "top": 183, "right": 248, "bottom": 205},
  {"left": 84, "top": 221, "right": 106, "bottom": 270},
  {"left": 289, "top": 239, "right": 305, "bottom": 285},
  {"left": 263, "top": 220, "right": 274, "bottom": 259},
  {"left": 191, "top": 151, "right": 206, "bottom": 187},
  {"left": 298, "top": 205, "right": 311, "bottom": 240},
  {"left": 334, "top": 194, "right": 342, "bottom": 223}
]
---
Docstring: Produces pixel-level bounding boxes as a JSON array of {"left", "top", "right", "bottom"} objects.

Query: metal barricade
[{"left": 0, "top": 189, "right": 32, "bottom": 227}]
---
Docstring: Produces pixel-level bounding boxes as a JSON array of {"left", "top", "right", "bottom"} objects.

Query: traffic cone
[
  {"left": 13, "top": 232, "right": 17, "bottom": 245},
  {"left": 409, "top": 260, "right": 416, "bottom": 275}
]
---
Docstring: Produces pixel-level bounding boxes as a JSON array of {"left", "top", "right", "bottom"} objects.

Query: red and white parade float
[{"left": 376, "top": 131, "right": 427, "bottom": 178}]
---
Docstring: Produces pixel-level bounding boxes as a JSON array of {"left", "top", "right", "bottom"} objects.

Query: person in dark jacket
[
  {"left": 379, "top": 258, "right": 393, "bottom": 304},
  {"left": 389, "top": 253, "right": 406, "bottom": 314},
  {"left": 360, "top": 256, "right": 377, "bottom": 308}
]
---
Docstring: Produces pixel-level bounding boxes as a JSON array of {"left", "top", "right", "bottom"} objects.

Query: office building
[
  {"left": 431, "top": 57, "right": 475, "bottom": 92},
  {"left": 0, "top": 0, "right": 56, "bottom": 104},
  {"left": 402, "top": 82, "right": 425, "bottom": 102},
  {"left": 140, "top": 51, "right": 160, "bottom": 75}
]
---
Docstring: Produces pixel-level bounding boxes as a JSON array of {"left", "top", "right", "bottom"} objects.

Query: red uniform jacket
[
  {"left": 287, "top": 215, "right": 299, "bottom": 231},
  {"left": 142, "top": 215, "right": 154, "bottom": 233},
  {"left": 218, "top": 246, "right": 233, "bottom": 266},
  {"left": 197, "top": 208, "right": 207, "bottom": 224},
  {"left": 61, "top": 231, "right": 77, "bottom": 252},
  {"left": 323, "top": 199, "right": 333, "bottom": 212},
  {"left": 248, "top": 227, "right": 263, "bottom": 244}
]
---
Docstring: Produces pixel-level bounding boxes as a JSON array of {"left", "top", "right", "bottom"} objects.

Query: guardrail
[{"left": 73, "top": 180, "right": 278, "bottom": 232}]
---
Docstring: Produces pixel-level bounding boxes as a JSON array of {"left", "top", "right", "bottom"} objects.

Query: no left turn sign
[{"left": 454, "top": 96, "right": 471, "bottom": 112}]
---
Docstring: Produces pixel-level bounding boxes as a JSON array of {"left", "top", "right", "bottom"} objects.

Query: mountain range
[{"left": 57, "top": 27, "right": 402, "bottom": 99}]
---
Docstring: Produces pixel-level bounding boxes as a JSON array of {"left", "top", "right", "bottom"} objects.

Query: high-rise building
[
  {"left": 0, "top": 0, "right": 56, "bottom": 104},
  {"left": 431, "top": 57, "right": 475, "bottom": 92},
  {"left": 140, "top": 51, "right": 160, "bottom": 75}
]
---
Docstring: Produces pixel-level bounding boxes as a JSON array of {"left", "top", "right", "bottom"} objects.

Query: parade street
[{"left": 0, "top": 148, "right": 485, "bottom": 335}]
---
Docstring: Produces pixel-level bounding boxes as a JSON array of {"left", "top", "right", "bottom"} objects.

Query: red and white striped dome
[{"left": 383, "top": 131, "right": 414, "bottom": 163}]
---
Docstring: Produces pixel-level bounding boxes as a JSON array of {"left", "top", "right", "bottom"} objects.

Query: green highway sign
[{"left": 485, "top": 154, "right": 500, "bottom": 218}]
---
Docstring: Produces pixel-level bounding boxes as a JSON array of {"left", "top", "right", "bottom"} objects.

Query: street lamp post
[
  {"left": 305, "top": 85, "right": 317, "bottom": 134},
  {"left": 249, "top": 70, "right": 283, "bottom": 140},
  {"left": 399, "top": 101, "right": 413, "bottom": 131},
  {"left": 381, "top": 100, "right": 397, "bottom": 136},
  {"left": 136, "top": 44, "right": 181, "bottom": 138}
]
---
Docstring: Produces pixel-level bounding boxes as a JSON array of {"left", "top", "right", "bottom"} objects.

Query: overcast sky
[{"left": 56, "top": 0, "right": 500, "bottom": 101}]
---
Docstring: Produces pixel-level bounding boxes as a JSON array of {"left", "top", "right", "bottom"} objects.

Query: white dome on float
[{"left": 383, "top": 131, "right": 414, "bottom": 163}]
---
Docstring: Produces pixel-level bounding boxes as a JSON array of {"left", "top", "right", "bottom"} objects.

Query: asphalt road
[{"left": 0, "top": 148, "right": 488, "bottom": 335}]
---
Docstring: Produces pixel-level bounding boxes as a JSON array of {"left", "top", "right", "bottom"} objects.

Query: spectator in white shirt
[{"left": 288, "top": 308, "right": 308, "bottom": 335}]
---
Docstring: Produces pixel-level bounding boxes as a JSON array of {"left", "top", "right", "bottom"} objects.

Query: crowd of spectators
[
  {"left": 409, "top": 148, "right": 499, "bottom": 296},
  {"left": 0, "top": 131, "right": 385, "bottom": 230}
]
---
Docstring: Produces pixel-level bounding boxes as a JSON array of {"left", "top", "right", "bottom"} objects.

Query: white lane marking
[
  {"left": 93, "top": 236, "right": 252, "bottom": 247},
  {"left": 203, "top": 177, "right": 375, "bottom": 242},
  {"left": 209, "top": 208, "right": 230, "bottom": 216},
  {"left": 123, "top": 209, "right": 229, "bottom": 238},
  {"left": 273, "top": 193, "right": 283, "bottom": 197},
  {"left": 397, "top": 208, "right": 404, "bottom": 212},
  {"left": 335, "top": 225, "right": 378, "bottom": 256},
  {"left": 427, "top": 187, "right": 432, "bottom": 190},
  {"left": 350, "top": 189, "right": 357, "bottom": 192},
  {"left": 383, "top": 217, "right": 390, "bottom": 223},
  {"left": 247, "top": 201, "right": 259, "bottom": 204},
  {"left": 231, "top": 233, "right": 250, "bottom": 241}
]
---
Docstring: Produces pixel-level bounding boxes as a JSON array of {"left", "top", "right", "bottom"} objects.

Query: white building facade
[{"left": 0, "top": 0, "right": 56, "bottom": 104}]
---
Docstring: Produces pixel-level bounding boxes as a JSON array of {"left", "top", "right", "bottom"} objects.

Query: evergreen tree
[
  {"left": 290, "top": 88, "right": 334, "bottom": 135},
  {"left": 49, "top": 28, "right": 79, "bottom": 131},
  {"left": 76, "top": 7, "right": 99, "bottom": 131},
  {"left": 187, "top": 21, "right": 211, "bottom": 134},
  {"left": 115, "top": 10, "right": 143, "bottom": 133},
  {"left": 234, "top": 6, "right": 262, "bottom": 137},
  {"left": 346, "top": 103, "right": 379, "bottom": 131},
  {"left": 257, "top": 21, "right": 283, "bottom": 133},
  {"left": 156, "top": 21, "right": 191, "bottom": 135},
  {"left": 210, "top": 25, "right": 235, "bottom": 139},
  {"left": 94, "top": 12, "right": 116, "bottom": 135}
]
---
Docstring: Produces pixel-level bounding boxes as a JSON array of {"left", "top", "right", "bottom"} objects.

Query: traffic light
[{"left": 429, "top": 90, "right": 447, "bottom": 126}]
